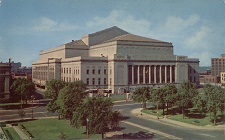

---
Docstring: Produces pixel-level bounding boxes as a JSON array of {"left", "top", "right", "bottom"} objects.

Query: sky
[{"left": 0, "top": 0, "right": 225, "bottom": 66}]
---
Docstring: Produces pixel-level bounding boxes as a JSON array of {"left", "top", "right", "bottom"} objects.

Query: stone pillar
[
  {"left": 132, "top": 65, "right": 134, "bottom": 84},
  {"left": 143, "top": 65, "right": 146, "bottom": 84},
  {"left": 170, "top": 65, "right": 172, "bottom": 83},
  {"left": 137, "top": 65, "right": 140, "bottom": 84},
  {"left": 165, "top": 65, "right": 167, "bottom": 83},
  {"left": 159, "top": 65, "right": 162, "bottom": 83},
  {"left": 154, "top": 65, "right": 157, "bottom": 83},
  {"left": 149, "top": 65, "right": 151, "bottom": 83},
  {"left": 175, "top": 65, "right": 177, "bottom": 83},
  {"left": 4, "top": 77, "right": 9, "bottom": 93}
]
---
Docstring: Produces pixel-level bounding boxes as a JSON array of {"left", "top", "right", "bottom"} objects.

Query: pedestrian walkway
[
  {"left": 132, "top": 108, "right": 225, "bottom": 130},
  {"left": 13, "top": 126, "right": 29, "bottom": 140},
  {"left": 0, "top": 127, "right": 7, "bottom": 140}
]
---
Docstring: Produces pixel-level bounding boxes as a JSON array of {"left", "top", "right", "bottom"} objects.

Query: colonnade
[{"left": 128, "top": 65, "right": 176, "bottom": 85}]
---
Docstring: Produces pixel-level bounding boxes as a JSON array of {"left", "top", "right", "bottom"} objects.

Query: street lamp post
[
  {"left": 31, "top": 95, "right": 35, "bottom": 119},
  {"left": 86, "top": 118, "right": 89, "bottom": 139},
  {"left": 157, "top": 101, "right": 159, "bottom": 119}
]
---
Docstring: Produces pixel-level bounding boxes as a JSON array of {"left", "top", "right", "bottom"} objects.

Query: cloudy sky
[{"left": 0, "top": 0, "right": 225, "bottom": 66}]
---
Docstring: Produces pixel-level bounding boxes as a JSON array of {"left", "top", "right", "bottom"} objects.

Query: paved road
[
  {"left": 0, "top": 103, "right": 58, "bottom": 122},
  {"left": 113, "top": 101, "right": 225, "bottom": 140},
  {"left": 1, "top": 100, "right": 225, "bottom": 139}
]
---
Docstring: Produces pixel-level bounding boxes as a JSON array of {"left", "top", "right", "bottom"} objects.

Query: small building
[
  {"left": 220, "top": 72, "right": 225, "bottom": 86},
  {"left": 0, "top": 59, "right": 11, "bottom": 99}
]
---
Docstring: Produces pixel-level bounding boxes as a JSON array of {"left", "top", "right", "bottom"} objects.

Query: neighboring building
[
  {"left": 0, "top": 59, "right": 11, "bottom": 99},
  {"left": 10, "top": 61, "right": 21, "bottom": 72},
  {"left": 211, "top": 54, "right": 225, "bottom": 76},
  {"left": 200, "top": 75, "right": 220, "bottom": 85},
  {"left": 32, "top": 26, "right": 199, "bottom": 93},
  {"left": 11, "top": 67, "right": 32, "bottom": 81},
  {"left": 221, "top": 72, "right": 225, "bottom": 86},
  {"left": 11, "top": 66, "right": 32, "bottom": 81}
]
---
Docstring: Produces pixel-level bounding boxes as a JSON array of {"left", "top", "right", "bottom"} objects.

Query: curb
[{"left": 132, "top": 108, "right": 225, "bottom": 131}]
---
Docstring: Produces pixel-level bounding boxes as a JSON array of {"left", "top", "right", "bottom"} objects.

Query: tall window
[
  {"left": 104, "top": 69, "right": 107, "bottom": 75},
  {"left": 104, "top": 78, "right": 107, "bottom": 85},
  {"left": 92, "top": 78, "right": 95, "bottom": 85},
  {"left": 92, "top": 69, "right": 95, "bottom": 74},
  {"left": 86, "top": 78, "right": 89, "bottom": 85},
  {"left": 87, "top": 69, "right": 89, "bottom": 75},
  {"left": 98, "top": 78, "right": 101, "bottom": 85},
  {"left": 98, "top": 69, "right": 101, "bottom": 74}
]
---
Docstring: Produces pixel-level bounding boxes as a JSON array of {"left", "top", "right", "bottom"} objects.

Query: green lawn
[
  {"left": 110, "top": 94, "right": 126, "bottom": 101},
  {"left": 142, "top": 108, "right": 225, "bottom": 126},
  {"left": 0, "top": 103, "right": 20, "bottom": 107},
  {"left": 2, "top": 127, "right": 21, "bottom": 140},
  {"left": 19, "top": 118, "right": 101, "bottom": 139}
]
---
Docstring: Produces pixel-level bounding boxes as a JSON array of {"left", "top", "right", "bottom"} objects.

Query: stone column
[
  {"left": 159, "top": 65, "right": 162, "bottom": 83},
  {"left": 132, "top": 65, "right": 134, "bottom": 84},
  {"left": 154, "top": 65, "right": 157, "bottom": 83},
  {"left": 175, "top": 65, "right": 177, "bottom": 83},
  {"left": 165, "top": 65, "right": 167, "bottom": 83},
  {"left": 137, "top": 65, "right": 140, "bottom": 84},
  {"left": 149, "top": 65, "right": 151, "bottom": 83},
  {"left": 143, "top": 65, "right": 146, "bottom": 84},
  {"left": 170, "top": 65, "right": 172, "bottom": 83}
]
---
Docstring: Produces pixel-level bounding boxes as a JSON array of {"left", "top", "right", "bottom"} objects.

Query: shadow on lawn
[
  {"left": 1, "top": 103, "right": 46, "bottom": 110},
  {"left": 5, "top": 118, "right": 37, "bottom": 124},
  {"left": 107, "top": 131, "right": 155, "bottom": 139}
]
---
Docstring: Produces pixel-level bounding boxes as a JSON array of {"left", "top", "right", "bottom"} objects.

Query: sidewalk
[
  {"left": 13, "top": 125, "right": 29, "bottom": 140},
  {"left": 132, "top": 108, "right": 225, "bottom": 131}
]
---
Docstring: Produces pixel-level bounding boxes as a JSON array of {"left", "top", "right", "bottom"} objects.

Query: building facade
[
  {"left": 0, "top": 59, "right": 11, "bottom": 99},
  {"left": 221, "top": 72, "right": 225, "bottom": 86},
  {"left": 32, "top": 26, "right": 199, "bottom": 93},
  {"left": 211, "top": 54, "right": 225, "bottom": 76}
]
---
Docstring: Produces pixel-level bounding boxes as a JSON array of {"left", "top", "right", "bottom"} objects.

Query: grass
[
  {"left": 142, "top": 107, "right": 225, "bottom": 126},
  {"left": 2, "top": 127, "right": 21, "bottom": 140},
  {"left": 110, "top": 94, "right": 126, "bottom": 101},
  {"left": 19, "top": 118, "right": 101, "bottom": 139},
  {"left": 0, "top": 102, "right": 21, "bottom": 107}
]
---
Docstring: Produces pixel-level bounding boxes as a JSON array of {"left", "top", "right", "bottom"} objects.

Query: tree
[
  {"left": 150, "top": 87, "right": 166, "bottom": 118},
  {"left": 175, "top": 81, "right": 198, "bottom": 119},
  {"left": 56, "top": 81, "right": 87, "bottom": 121},
  {"left": 71, "top": 97, "right": 120, "bottom": 139},
  {"left": 204, "top": 85, "right": 225, "bottom": 125},
  {"left": 163, "top": 84, "right": 177, "bottom": 112},
  {"left": 193, "top": 94, "right": 206, "bottom": 115},
  {"left": 132, "top": 87, "right": 151, "bottom": 108},
  {"left": 45, "top": 79, "right": 65, "bottom": 119},
  {"left": 10, "top": 78, "right": 35, "bottom": 103}
]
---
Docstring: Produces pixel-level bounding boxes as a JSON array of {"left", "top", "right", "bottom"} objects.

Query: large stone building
[
  {"left": 0, "top": 59, "right": 11, "bottom": 99},
  {"left": 32, "top": 26, "right": 199, "bottom": 93}
]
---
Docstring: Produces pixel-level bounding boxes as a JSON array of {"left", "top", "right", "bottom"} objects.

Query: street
[
  {"left": 113, "top": 101, "right": 225, "bottom": 140},
  {"left": 0, "top": 100, "right": 224, "bottom": 139}
]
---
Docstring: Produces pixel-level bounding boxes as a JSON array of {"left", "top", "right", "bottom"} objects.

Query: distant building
[
  {"left": 0, "top": 59, "right": 11, "bottom": 99},
  {"left": 12, "top": 66, "right": 32, "bottom": 80},
  {"left": 211, "top": 54, "right": 225, "bottom": 76},
  {"left": 11, "top": 61, "right": 21, "bottom": 72},
  {"left": 32, "top": 26, "right": 199, "bottom": 93},
  {"left": 221, "top": 72, "right": 225, "bottom": 86},
  {"left": 200, "top": 75, "right": 220, "bottom": 85}
]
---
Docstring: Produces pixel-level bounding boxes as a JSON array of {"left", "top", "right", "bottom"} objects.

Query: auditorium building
[{"left": 32, "top": 26, "right": 199, "bottom": 93}]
